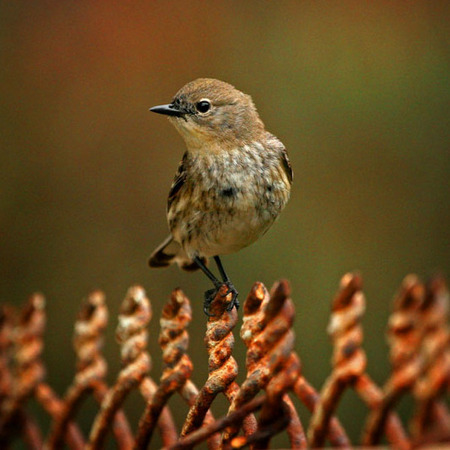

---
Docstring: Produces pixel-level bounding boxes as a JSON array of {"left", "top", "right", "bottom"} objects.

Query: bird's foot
[
  {"left": 203, "top": 287, "right": 218, "bottom": 316},
  {"left": 203, "top": 281, "right": 239, "bottom": 316},
  {"left": 224, "top": 281, "right": 239, "bottom": 311}
]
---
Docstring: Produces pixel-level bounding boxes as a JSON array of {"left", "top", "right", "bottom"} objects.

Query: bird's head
[{"left": 150, "top": 78, "right": 265, "bottom": 152}]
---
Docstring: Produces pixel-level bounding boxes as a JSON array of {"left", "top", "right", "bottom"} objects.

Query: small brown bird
[{"left": 148, "top": 78, "right": 292, "bottom": 314}]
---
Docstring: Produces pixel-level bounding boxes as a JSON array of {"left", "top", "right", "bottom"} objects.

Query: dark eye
[{"left": 196, "top": 99, "right": 211, "bottom": 113}]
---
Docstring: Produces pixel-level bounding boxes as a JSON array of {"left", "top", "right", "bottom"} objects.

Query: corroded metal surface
[
  {"left": 87, "top": 286, "right": 152, "bottom": 449},
  {"left": 224, "top": 280, "right": 304, "bottom": 448},
  {"left": 0, "top": 275, "right": 448, "bottom": 449},
  {"left": 309, "top": 273, "right": 409, "bottom": 449},
  {"left": 180, "top": 284, "right": 257, "bottom": 439},
  {"left": 363, "top": 274, "right": 425, "bottom": 446}
]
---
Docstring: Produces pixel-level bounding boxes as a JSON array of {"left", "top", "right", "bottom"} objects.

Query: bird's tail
[{"left": 148, "top": 235, "right": 207, "bottom": 272}]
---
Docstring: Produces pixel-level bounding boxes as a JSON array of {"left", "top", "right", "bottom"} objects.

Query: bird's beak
[{"left": 149, "top": 103, "right": 184, "bottom": 117}]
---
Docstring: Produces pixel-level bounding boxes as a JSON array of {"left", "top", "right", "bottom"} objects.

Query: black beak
[{"left": 149, "top": 103, "right": 184, "bottom": 117}]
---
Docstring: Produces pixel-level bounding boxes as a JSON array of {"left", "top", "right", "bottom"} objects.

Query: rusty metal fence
[{"left": 0, "top": 273, "right": 449, "bottom": 449}]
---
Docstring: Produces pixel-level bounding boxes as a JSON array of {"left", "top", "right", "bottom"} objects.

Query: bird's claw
[
  {"left": 203, "top": 282, "right": 239, "bottom": 316},
  {"left": 225, "top": 282, "right": 239, "bottom": 311},
  {"left": 203, "top": 288, "right": 218, "bottom": 316}
]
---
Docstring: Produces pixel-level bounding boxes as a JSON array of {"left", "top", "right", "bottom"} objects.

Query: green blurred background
[{"left": 1, "top": 1, "right": 449, "bottom": 446}]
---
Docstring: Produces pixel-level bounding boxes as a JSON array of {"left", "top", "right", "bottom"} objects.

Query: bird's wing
[
  {"left": 266, "top": 132, "right": 293, "bottom": 184},
  {"left": 281, "top": 147, "right": 293, "bottom": 184},
  {"left": 167, "top": 151, "right": 188, "bottom": 210},
  {"left": 151, "top": 151, "right": 208, "bottom": 271}
]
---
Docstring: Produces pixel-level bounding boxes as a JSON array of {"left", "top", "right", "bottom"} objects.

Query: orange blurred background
[{"left": 1, "top": 1, "right": 449, "bottom": 446}]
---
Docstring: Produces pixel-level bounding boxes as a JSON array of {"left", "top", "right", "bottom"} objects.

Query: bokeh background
[{"left": 1, "top": 1, "right": 449, "bottom": 447}]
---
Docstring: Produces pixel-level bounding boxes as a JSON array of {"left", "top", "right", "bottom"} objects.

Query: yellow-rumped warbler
[{"left": 148, "top": 78, "right": 292, "bottom": 314}]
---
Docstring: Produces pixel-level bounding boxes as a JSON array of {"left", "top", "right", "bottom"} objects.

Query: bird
[{"left": 148, "top": 78, "right": 292, "bottom": 315}]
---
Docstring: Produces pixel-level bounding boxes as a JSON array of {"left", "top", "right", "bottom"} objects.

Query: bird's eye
[{"left": 196, "top": 99, "right": 211, "bottom": 113}]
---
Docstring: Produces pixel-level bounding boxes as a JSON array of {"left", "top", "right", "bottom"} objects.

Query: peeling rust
[
  {"left": 309, "top": 273, "right": 409, "bottom": 449},
  {"left": 0, "top": 275, "right": 448, "bottom": 448}
]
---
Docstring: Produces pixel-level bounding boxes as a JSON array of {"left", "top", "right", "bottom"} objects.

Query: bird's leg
[
  {"left": 213, "top": 256, "right": 239, "bottom": 311},
  {"left": 193, "top": 256, "right": 239, "bottom": 315},
  {"left": 193, "top": 256, "right": 222, "bottom": 316}
]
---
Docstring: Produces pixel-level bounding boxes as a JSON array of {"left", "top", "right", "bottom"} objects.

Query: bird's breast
[{"left": 167, "top": 142, "right": 290, "bottom": 257}]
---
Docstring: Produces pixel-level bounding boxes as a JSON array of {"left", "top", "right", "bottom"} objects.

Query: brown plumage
[{"left": 148, "top": 79, "right": 292, "bottom": 314}]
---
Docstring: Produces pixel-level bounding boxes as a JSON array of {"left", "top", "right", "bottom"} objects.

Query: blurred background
[{"left": 1, "top": 1, "right": 449, "bottom": 447}]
